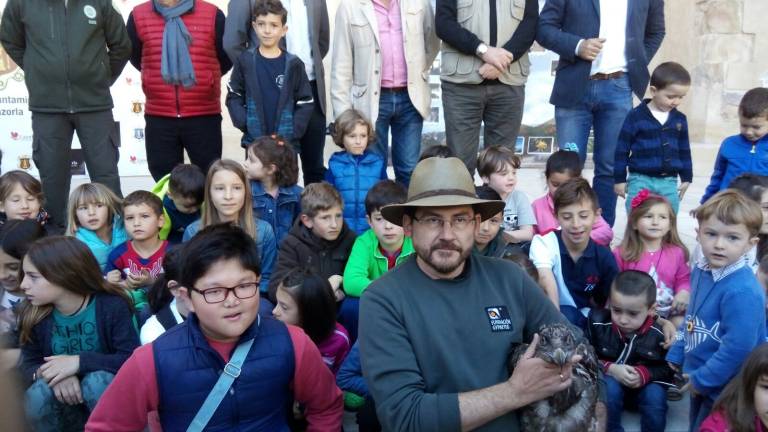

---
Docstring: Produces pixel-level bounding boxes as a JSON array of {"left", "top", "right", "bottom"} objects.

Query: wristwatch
[{"left": 476, "top": 42, "right": 488, "bottom": 57}]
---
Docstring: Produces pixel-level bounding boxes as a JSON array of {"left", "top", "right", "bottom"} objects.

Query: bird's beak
[{"left": 552, "top": 348, "right": 568, "bottom": 367}]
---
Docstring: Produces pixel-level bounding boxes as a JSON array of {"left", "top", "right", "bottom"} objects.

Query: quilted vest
[
  {"left": 154, "top": 315, "right": 294, "bottom": 431},
  {"left": 132, "top": 1, "right": 222, "bottom": 117},
  {"left": 440, "top": 0, "right": 530, "bottom": 86},
  {"left": 328, "top": 151, "right": 386, "bottom": 234}
]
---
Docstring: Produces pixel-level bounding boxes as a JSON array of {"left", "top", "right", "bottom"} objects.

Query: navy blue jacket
[
  {"left": 325, "top": 151, "right": 388, "bottom": 235},
  {"left": 614, "top": 100, "right": 692, "bottom": 183},
  {"left": 226, "top": 49, "right": 314, "bottom": 147},
  {"left": 251, "top": 180, "right": 303, "bottom": 246},
  {"left": 536, "top": 0, "right": 665, "bottom": 107},
  {"left": 154, "top": 314, "right": 294, "bottom": 431},
  {"left": 20, "top": 293, "right": 139, "bottom": 385}
]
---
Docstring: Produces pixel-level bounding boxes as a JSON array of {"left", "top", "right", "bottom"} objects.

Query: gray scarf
[{"left": 154, "top": 0, "right": 196, "bottom": 87}]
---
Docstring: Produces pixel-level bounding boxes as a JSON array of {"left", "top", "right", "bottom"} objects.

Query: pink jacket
[
  {"left": 699, "top": 410, "right": 767, "bottom": 431},
  {"left": 531, "top": 194, "right": 614, "bottom": 246}
]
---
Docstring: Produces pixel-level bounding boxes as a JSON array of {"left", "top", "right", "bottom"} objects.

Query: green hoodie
[
  {"left": 0, "top": 0, "right": 131, "bottom": 113},
  {"left": 151, "top": 173, "right": 173, "bottom": 241},
  {"left": 342, "top": 229, "right": 414, "bottom": 297}
]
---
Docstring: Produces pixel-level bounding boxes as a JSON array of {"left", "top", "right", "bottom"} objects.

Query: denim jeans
[
  {"left": 604, "top": 376, "right": 667, "bottom": 432},
  {"left": 338, "top": 296, "right": 360, "bottom": 344},
  {"left": 372, "top": 89, "right": 423, "bottom": 186},
  {"left": 689, "top": 394, "right": 714, "bottom": 432},
  {"left": 555, "top": 75, "right": 633, "bottom": 226},
  {"left": 26, "top": 371, "right": 115, "bottom": 432}
]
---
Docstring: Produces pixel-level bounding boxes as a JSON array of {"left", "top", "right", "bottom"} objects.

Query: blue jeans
[
  {"left": 372, "top": 89, "right": 423, "bottom": 186},
  {"left": 555, "top": 75, "right": 633, "bottom": 226},
  {"left": 26, "top": 371, "right": 114, "bottom": 432},
  {"left": 689, "top": 394, "right": 714, "bottom": 432},
  {"left": 605, "top": 376, "right": 667, "bottom": 432},
  {"left": 338, "top": 296, "right": 360, "bottom": 345}
]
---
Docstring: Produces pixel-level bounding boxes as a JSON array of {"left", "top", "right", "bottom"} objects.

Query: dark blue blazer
[{"left": 536, "top": 0, "right": 665, "bottom": 107}]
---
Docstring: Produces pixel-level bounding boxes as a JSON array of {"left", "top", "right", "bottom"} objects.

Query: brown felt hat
[{"left": 380, "top": 157, "right": 505, "bottom": 226}]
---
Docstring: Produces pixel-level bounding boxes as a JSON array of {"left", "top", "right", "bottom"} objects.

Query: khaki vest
[{"left": 440, "top": 0, "right": 530, "bottom": 86}]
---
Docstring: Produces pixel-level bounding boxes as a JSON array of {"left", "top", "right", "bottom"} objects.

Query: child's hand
[
  {"left": 608, "top": 364, "right": 638, "bottom": 387},
  {"left": 657, "top": 317, "right": 677, "bottom": 349},
  {"left": 678, "top": 182, "right": 690, "bottom": 200},
  {"left": 39, "top": 355, "right": 80, "bottom": 386},
  {"left": 51, "top": 375, "right": 83, "bottom": 406},
  {"left": 679, "top": 373, "right": 696, "bottom": 395},
  {"left": 106, "top": 270, "right": 122, "bottom": 284},
  {"left": 328, "top": 275, "right": 343, "bottom": 290},
  {"left": 613, "top": 183, "right": 627, "bottom": 198},
  {"left": 667, "top": 361, "right": 680, "bottom": 373},
  {"left": 328, "top": 275, "right": 345, "bottom": 301},
  {"left": 126, "top": 269, "right": 151, "bottom": 289},
  {"left": 672, "top": 291, "right": 690, "bottom": 314}
]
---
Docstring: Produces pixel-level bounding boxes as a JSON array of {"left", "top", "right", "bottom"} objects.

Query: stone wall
[{"left": 651, "top": 0, "right": 768, "bottom": 147}]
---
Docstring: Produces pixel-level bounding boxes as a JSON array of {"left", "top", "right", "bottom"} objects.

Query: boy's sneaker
[
  {"left": 667, "top": 386, "right": 683, "bottom": 401},
  {"left": 667, "top": 372, "right": 687, "bottom": 401}
]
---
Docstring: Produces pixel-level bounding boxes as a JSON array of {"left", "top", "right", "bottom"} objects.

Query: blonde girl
[
  {"left": 614, "top": 190, "right": 691, "bottom": 326},
  {"left": 0, "top": 170, "right": 46, "bottom": 225},
  {"left": 183, "top": 159, "right": 277, "bottom": 293},
  {"left": 66, "top": 183, "right": 127, "bottom": 271}
]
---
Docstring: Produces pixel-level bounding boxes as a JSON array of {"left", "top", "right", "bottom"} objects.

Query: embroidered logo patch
[
  {"left": 486, "top": 306, "right": 512, "bottom": 332},
  {"left": 83, "top": 5, "right": 97, "bottom": 19}
]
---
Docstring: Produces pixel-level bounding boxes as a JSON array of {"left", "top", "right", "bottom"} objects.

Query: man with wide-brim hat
[{"left": 358, "top": 157, "right": 581, "bottom": 431}]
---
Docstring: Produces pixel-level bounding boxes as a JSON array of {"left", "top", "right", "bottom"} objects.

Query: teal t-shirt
[{"left": 51, "top": 297, "right": 103, "bottom": 355}]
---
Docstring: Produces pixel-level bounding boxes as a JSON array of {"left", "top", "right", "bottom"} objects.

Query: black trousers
[
  {"left": 145, "top": 114, "right": 223, "bottom": 181},
  {"left": 298, "top": 80, "right": 327, "bottom": 185},
  {"left": 32, "top": 110, "right": 122, "bottom": 229}
]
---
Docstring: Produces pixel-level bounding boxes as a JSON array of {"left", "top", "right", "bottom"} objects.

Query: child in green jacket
[{"left": 340, "top": 181, "right": 414, "bottom": 342}]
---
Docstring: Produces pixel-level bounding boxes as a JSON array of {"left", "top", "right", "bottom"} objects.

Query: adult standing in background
[
  {"left": 225, "top": 0, "right": 330, "bottom": 185},
  {"left": 537, "top": 0, "right": 665, "bottom": 226},
  {"left": 332, "top": 0, "right": 439, "bottom": 186},
  {"left": 127, "top": 0, "right": 231, "bottom": 181},
  {"left": 0, "top": 0, "right": 130, "bottom": 231},
  {"left": 435, "top": 0, "right": 538, "bottom": 175}
]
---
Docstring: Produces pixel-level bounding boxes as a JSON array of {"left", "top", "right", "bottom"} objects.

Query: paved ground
[{"left": 85, "top": 141, "right": 711, "bottom": 431}]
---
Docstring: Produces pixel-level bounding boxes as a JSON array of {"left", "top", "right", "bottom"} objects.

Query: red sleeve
[
  {"left": 634, "top": 365, "right": 651, "bottom": 386},
  {"left": 287, "top": 325, "right": 343, "bottom": 432},
  {"left": 85, "top": 344, "right": 159, "bottom": 432}
]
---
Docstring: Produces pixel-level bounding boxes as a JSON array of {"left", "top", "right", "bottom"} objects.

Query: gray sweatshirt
[{"left": 360, "top": 254, "right": 567, "bottom": 431}]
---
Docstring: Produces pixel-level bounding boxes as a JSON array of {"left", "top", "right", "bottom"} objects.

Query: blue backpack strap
[{"left": 186, "top": 338, "right": 255, "bottom": 432}]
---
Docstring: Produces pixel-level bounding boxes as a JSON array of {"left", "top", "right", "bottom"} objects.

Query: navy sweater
[
  {"left": 20, "top": 293, "right": 139, "bottom": 385},
  {"left": 614, "top": 100, "right": 692, "bottom": 184}
]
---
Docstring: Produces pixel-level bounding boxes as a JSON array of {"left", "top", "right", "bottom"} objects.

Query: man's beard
[{"left": 416, "top": 240, "right": 471, "bottom": 275}]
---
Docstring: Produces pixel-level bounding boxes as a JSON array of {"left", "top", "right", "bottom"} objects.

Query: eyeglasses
[
  {"left": 412, "top": 215, "right": 476, "bottom": 231},
  {"left": 190, "top": 282, "right": 259, "bottom": 304}
]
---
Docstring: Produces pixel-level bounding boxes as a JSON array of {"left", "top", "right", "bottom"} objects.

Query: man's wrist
[
  {"left": 574, "top": 39, "right": 584, "bottom": 56},
  {"left": 475, "top": 42, "right": 488, "bottom": 58},
  {"left": 503, "top": 379, "right": 526, "bottom": 411}
]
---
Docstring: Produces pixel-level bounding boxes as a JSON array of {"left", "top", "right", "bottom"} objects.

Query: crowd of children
[{"left": 0, "top": 0, "right": 766, "bottom": 429}]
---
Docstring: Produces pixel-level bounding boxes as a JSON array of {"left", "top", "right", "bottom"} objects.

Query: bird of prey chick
[{"left": 508, "top": 323, "right": 600, "bottom": 432}]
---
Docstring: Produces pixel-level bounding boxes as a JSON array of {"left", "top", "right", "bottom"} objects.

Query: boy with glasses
[{"left": 87, "top": 224, "right": 343, "bottom": 431}]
